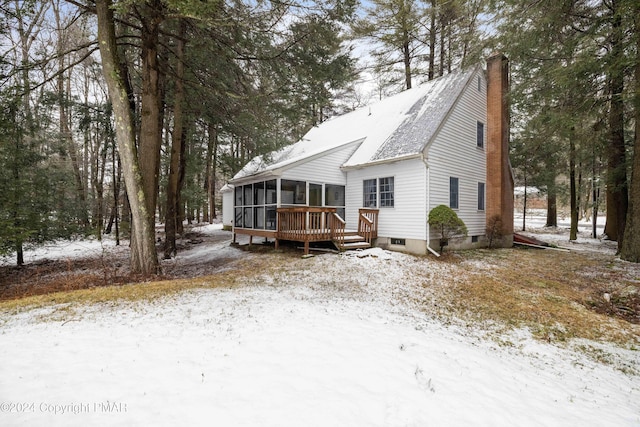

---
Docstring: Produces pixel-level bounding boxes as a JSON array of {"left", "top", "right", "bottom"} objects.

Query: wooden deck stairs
[
  {"left": 329, "top": 208, "right": 378, "bottom": 253},
  {"left": 334, "top": 231, "right": 371, "bottom": 251}
]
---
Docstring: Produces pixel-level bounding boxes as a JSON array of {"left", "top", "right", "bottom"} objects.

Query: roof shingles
[
  {"left": 370, "top": 69, "right": 474, "bottom": 163},
  {"left": 232, "top": 66, "right": 478, "bottom": 181}
]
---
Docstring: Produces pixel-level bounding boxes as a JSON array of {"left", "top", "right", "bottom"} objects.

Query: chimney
[{"left": 486, "top": 53, "right": 514, "bottom": 245}]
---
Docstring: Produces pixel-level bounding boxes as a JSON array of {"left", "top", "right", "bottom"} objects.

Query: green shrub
[{"left": 428, "top": 205, "right": 468, "bottom": 253}]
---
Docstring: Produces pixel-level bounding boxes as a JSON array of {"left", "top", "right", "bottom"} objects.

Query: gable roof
[
  {"left": 231, "top": 65, "right": 479, "bottom": 182},
  {"left": 364, "top": 67, "right": 477, "bottom": 165}
]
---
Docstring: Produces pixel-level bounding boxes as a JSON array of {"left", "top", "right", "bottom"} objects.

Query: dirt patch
[
  {"left": 0, "top": 227, "right": 241, "bottom": 302},
  {"left": 0, "top": 252, "right": 135, "bottom": 301}
]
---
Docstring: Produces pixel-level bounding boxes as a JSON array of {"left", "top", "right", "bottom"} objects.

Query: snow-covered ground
[
  {"left": 1, "top": 221, "right": 639, "bottom": 426},
  {"left": 515, "top": 209, "right": 619, "bottom": 254}
]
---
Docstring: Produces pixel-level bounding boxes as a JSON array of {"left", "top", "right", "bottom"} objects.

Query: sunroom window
[
  {"left": 281, "top": 180, "right": 306, "bottom": 205},
  {"left": 325, "top": 184, "right": 346, "bottom": 219},
  {"left": 234, "top": 179, "right": 277, "bottom": 230}
]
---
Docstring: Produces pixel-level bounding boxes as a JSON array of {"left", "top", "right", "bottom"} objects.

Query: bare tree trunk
[
  {"left": 204, "top": 123, "right": 217, "bottom": 223},
  {"left": 96, "top": 0, "right": 158, "bottom": 275},
  {"left": 176, "top": 123, "right": 188, "bottom": 234},
  {"left": 211, "top": 126, "right": 218, "bottom": 220},
  {"left": 604, "top": 0, "right": 628, "bottom": 249},
  {"left": 402, "top": 29, "right": 411, "bottom": 89},
  {"left": 522, "top": 173, "right": 527, "bottom": 231},
  {"left": 130, "top": 0, "right": 165, "bottom": 271},
  {"left": 546, "top": 187, "right": 557, "bottom": 227},
  {"left": 439, "top": 16, "right": 445, "bottom": 77},
  {"left": 164, "top": 22, "right": 186, "bottom": 259},
  {"left": 114, "top": 148, "right": 121, "bottom": 245},
  {"left": 621, "top": 4, "right": 640, "bottom": 262},
  {"left": 428, "top": 1, "right": 437, "bottom": 81},
  {"left": 93, "top": 120, "right": 108, "bottom": 240},
  {"left": 592, "top": 149, "right": 600, "bottom": 239},
  {"left": 569, "top": 134, "right": 578, "bottom": 241}
]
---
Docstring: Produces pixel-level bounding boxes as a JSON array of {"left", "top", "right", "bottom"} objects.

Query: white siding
[
  {"left": 426, "top": 68, "right": 487, "bottom": 236},
  {"left": 222, "top": 189, "right": 234, "bottom": 227},
  {"left": 282, "top": 142, "right": 359, "bottom": 185},
  {"left": 345, "top": 159, "right": 427, "bottom": 240}
]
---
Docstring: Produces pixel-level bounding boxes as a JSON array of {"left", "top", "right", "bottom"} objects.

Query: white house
[{"left": 225, "top": 53, "right": 514, "bottom": 255}]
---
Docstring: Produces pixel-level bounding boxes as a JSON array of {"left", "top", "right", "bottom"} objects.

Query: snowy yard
[{"left": 1, "top": 222, "right": 639, "bottom": 426}]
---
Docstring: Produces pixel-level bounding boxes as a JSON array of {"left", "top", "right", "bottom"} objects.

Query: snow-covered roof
[
  {"left": 231, "top": 66, "right": 478, "bottom": 182},
  {"left": 367, "top": 68, "right": 476, "bottom": 164}
]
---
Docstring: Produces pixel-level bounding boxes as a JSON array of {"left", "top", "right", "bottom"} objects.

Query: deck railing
[
  {"left": 277, "top": 207, "right": 336, "bottom": 251},
  {"left": 358, "top": 208, "right": 379, "bottom": 244},
  {"left": 246, "top": 206, "right": 378, "bottom": 254},
  {"left": 328, "top": 212, "right": 346, "bottom": 249}
]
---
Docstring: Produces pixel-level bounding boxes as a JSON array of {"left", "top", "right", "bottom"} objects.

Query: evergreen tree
[
  {"left": 353, "top": 0, "right": 491, "bottom": 94},
  {"left": 497, "top": 0, "right": 635, "bottom": 250},
  {"left": 353, "top": 0, "right": 422, "bottom": 90}
]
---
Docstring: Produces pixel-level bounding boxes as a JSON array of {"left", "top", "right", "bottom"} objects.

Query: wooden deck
[{"left": 233, "top": 207, "right": 378, "bottom": 254}]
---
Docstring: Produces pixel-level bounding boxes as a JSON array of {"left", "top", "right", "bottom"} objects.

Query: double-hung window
[
  {"left": 477, "top": 121, "right": 484, "bottom": 148},
  {"left": 363, "top": 177, "right": 394, "bottom": 208},
  {"left": 450, "top": 177, "right": 459, "bottom": 209},
  {"left": 477, "top": 182, "right": 485, "bottom": 211},
  {"left": 379, "top": 177, "right": 394, "bottom": 207},
  {"left": 363, "top": 179, "right": 377, "bottom": 208}
]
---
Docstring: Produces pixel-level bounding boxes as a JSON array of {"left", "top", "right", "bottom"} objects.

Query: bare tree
[{"left": 96, "top": 0, "right": 159, "bottom": 274}]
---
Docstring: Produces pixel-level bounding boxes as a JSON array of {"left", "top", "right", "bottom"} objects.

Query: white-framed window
[
  {"left": 379, "top": 177, "right": 394, "bottom": 207},
  {"left": 363, "top": 177, "right": 394, "bottom": 208},
  {"left": 478, "top": 182, "right": 485, "bottom": 211},
  {"left": 450, "top": 177, "right": 459, "bottom": 209},
  {"left": 363, "top": 179, "right": 377, "bottom": 207}
]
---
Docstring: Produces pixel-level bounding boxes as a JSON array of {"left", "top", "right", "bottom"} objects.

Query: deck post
[
  {"left": 304, "top": 240, "right": 309, "bottom": 255},
  {"left": 275, "top": 239, "right": 279, "bottom": 250}
]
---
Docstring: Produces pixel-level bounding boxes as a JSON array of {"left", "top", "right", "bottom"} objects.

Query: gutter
[
  {"left": 341, "top": 152, "right": 423, "bottom": 171},
  {"left": 229, "top": 169, "right": 280, "bottom": 186},
  {"left": 423, "top": 155, "right": 440, "bottom": 257}
]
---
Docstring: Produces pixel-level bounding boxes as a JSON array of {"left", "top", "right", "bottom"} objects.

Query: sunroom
[
  {"left": 231, "top": 178, "right": 377, "bottom": 254},
  {"left": 233, "top": 178, "right": 346, "bottom": 231}
]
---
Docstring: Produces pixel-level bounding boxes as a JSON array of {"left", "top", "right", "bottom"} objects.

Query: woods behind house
[{"left": 1, "top": 0, "right": 639, "bottom": 270}]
